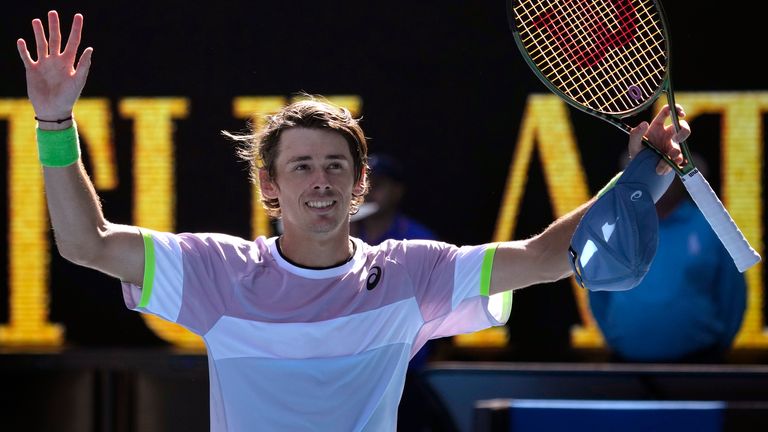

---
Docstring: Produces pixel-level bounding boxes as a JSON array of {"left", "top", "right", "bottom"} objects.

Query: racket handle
[{"left": 681, "top": 169, "right": 761, "bottom": 272}]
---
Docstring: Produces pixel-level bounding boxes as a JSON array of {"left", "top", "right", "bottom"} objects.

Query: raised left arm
[{"left": 489, "top": 105, "right": 690, "bottom": 295}]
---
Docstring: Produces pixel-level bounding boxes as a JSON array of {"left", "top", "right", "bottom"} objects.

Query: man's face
[{"left": 261, "top": 127, "right": 363, "bottom": 236}]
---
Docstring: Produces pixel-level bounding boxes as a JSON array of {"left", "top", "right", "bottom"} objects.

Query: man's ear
[
  {"left": 259, "top": 169, "right": 278, "bottom": 199},
  {"left": 353, "top": 168, "right": 368, "bottom": 196}
]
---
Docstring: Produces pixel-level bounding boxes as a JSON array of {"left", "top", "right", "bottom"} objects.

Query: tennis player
[{"left": 18, "top": 10, "right": 689, "bottom": 431}]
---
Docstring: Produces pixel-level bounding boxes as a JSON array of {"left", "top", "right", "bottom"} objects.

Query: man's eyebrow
[
  {"left": 286, "top": 156, "right": 312, "bottom": 164},
  {"left": 286, "top": 154, "right": 349, "bottom": 164}
]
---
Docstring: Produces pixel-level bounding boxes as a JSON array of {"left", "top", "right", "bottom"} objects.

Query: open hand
[{"left": 17, "top": 11, "right": 92, "bottom": 124}]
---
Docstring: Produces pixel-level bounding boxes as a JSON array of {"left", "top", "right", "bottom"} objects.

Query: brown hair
[{"left": 224, "top": 96, "right": 369, "bottom": 218}]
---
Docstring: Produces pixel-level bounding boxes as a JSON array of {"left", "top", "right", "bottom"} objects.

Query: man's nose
[{"left": 312, "top": 171, "right": 331, "bottom": 190}]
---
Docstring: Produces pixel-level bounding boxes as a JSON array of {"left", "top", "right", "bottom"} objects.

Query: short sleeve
[
  {"left": 121, "top": 229, "right": 252, "bottom": 335},
  {"left": 403, "top": 240, "right": 513, "bottom": 343}
]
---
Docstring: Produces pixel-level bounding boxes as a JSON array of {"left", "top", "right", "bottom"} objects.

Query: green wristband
[
  {"left": 596, "top": 171, "right": 623, "bottom": 198},
  {"left": 36, "top": 125, "right": 81, "bottom": 167}
]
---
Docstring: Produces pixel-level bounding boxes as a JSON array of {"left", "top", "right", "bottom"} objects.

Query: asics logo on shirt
[{"left": 366, "top": 266, "right": 382, "bottom": 290}]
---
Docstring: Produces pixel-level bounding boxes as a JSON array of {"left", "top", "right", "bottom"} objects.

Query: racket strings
[
  {"left": 528, "top": 0, "right": 664, "bottom": 112},
  {"left": 515, "top": 1, "right": 586, "bottom": 98},
  {"left": 531, "top": 2, "right": 608, "bottom": 106},
  {"left": 555, "top": 0, "right": 632, "bottom": 110},
  {"left": 514, "top": 0, "right": 668, "bottom": 115},
  {"left": 585, "top": 1, "right": 665, "bottom": 109},
  {"left": 521, "top": 0, "right": 657, "bottom": 109},
  {"left": 517, "top": 0, "right": 643, "bottom": 100},
  {"left": 516, "top": 0, "right": 615, "bottom": 107},
  {"left": 516, "top": 1, "right": 609, "bottom": 107},
  {"left": 579, "top": 1, "right": 663, "bottom": 109}
]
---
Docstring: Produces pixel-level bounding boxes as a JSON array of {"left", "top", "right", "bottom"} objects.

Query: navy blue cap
[
  {"left": 569, "top": 148, "right": 675, "bottom": 291},
  {"left": 368, "top": 154, "right": 405, "bottom": 182}
]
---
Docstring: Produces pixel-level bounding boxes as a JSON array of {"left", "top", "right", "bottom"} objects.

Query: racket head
[{"left": 509, "top": 0, "right": 671, "bottom": 118}]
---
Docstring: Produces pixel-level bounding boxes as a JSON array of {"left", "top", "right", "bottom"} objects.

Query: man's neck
[{"left": 278, "top": 230, "right": 355, "bottom": 268}]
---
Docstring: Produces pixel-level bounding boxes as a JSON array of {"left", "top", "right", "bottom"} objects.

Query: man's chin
[
  {"left": 305, "top": 213, "right": 347, "bottom": 234},
  {"left": 280, "top": 209, "right": 350, "bottom": 236}
]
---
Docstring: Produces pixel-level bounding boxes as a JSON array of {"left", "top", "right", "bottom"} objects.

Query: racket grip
[{"left": 681, "top": 170, "right": 761, "bottom": 272}]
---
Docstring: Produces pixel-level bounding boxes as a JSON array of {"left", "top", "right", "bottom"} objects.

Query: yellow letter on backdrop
[
  {"left": 120, "top": 98, "right": 199, "bottom": 348},
  {"left": 0, "top": 98, "right": 115, "bottom": 346}
]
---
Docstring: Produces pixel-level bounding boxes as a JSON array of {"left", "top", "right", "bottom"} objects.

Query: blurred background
[{"left": 1, "top": 1, "right": 767, "bottom": 431}]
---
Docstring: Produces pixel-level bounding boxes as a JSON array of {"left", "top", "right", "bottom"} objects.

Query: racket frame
[
  {"left": 508, "top": 0, "right": 693, "bottom": 175},
  {"left": 507, "top": 0, "right": 760, "bottom": 271}
]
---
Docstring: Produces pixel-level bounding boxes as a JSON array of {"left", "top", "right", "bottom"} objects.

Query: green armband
[
  {"left": 596, "top": 171, "right": 623, "bottom": 198},
  {"left": 36, "top": 125, "right": 81, "bottom": 167}
]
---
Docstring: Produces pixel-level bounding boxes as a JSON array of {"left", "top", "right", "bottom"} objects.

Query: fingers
[
  {"left": 656, "top": 146, "right": 682, "bottom": 174},
  {"left": 673, "top": 118, "right": 691, "bottom": 144},
  {"left": 24, "top": 11, "right": 83, "bottom": 67},
  {"left": 16, "top": 39, "right": 34, "bottom": 67},
  {"left": 662, "top": 110, "right": 688, "bottom": 169},
  {"left": 31, "top": 18, "right": 48, "bottom": 61},
  {"left": 63, "top": 14, "right": 84, "bottom": 58},
  {"left": 656, "top": 144, "right": 682, "bottom": 174},
  {"left": 628, "top": 121, "right": 649, "bottom": 159},
  {"left": 675, "top": 104, "right": 685, "bottom": 118},
  {"left": 656, "top": 131, "right": 683, "bottom": 175},
  {"left": 649, "top": 104, "right": 685, "bottom": 129},
  {"left": 74, "top": 47, "right": 94, "bottom": 89},
  {"left": 656, "top": 160, "right": 672, "bottom": 175},
  {"left": 643, "top": 103, "right": 688, "bottom": 174},
  {"left": 48, "top": 10, "right": 62, "bottom": 55}
]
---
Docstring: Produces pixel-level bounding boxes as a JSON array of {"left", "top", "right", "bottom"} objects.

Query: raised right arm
[{"left": 17, "top": 11, "right": 145, "bottom": 286}]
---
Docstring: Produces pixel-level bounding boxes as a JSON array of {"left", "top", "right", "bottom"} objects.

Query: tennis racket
[{"left": 508, "top": 0, "right": 760, "bottom": 272}]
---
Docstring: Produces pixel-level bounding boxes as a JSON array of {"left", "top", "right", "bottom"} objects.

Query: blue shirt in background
[
  {"left": 589, "top": 199, "right": 747, "bottom": 362},
  {"left": 356, "top": 212, "right": 437, "bottom": 248}
]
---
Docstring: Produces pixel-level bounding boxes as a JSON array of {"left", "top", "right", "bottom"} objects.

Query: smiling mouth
[{"left": 306, "top": 200, "right": 336, "bottom": 209}]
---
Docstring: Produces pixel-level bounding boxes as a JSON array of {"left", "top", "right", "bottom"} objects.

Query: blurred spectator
[
  {"left": 588, "top": 155, "right": 747, "bottom": 362},
  {"left": 352, "top": 153, "right": 437, "bottom": 245}
]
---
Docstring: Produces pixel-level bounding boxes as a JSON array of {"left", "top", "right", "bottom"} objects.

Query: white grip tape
[{"left": 681, "top": 169, "right": 760, "bottom": 272}]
